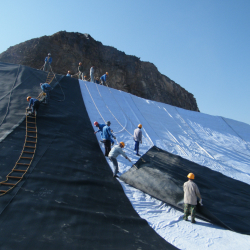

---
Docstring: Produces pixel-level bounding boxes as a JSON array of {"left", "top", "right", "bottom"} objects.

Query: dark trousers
[
  {"left": 32, "top": 101, "right": 40, "bottom": 113},
  {"left": 134, "top": 141, "right": 140, "bottom": 154},
  {"left": 103, "top": 140, "right": 111, "bottom": 156},
  {"left": 183, "top": 204, "right": 196, "bottom": 220}
]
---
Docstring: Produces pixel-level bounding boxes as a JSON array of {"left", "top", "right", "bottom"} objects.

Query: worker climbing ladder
[
  {"left": 0, "top": 109, "right": 37, "bottom": 196},
  {"left": 37, "top": 71, "right": 55, "bottom": 101}
]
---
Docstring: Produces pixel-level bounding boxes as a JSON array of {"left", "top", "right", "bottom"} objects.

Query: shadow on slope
[
  {"left": 0, "top": 68, "right": 177, "bottom": 250},
  {"left": 120, "top": 146, "right": 250, "bottom": 235}
]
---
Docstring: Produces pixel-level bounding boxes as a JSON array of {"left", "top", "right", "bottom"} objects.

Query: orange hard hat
[
  {"left": 120, "top": 142, "right": 125, "bottom": 147},
  {"left": 138, "top": 124, "right": 142, "bottom": 128},
  {"left": 187, "top": 173, "right": 195, "bottom": 179},
  {"left": 27, "top": 96, "right": 31, "bottom": 101},
  {"left": 79, "top": 62, "right": 82, "bottom": 65},
  {"left": 106, "top": 72, "right": 108, "bottom": 75},
  {"left": 94, "top": 121, "right": 99, "bottom": 126}
]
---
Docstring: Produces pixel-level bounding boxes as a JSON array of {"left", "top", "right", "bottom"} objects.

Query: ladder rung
[
  {"left": 17, "top": 163, "right": 30, "bottom": 166},
  {"left": 8, "top": 176, "right": 22, "bottom": 179},
  {"left": 27, "top": 131, "right": 37, "bottom": 133},
  {"left": 27, "top": 136, "right": 37, "bottom": 139},
  {"left": 21, "top": 157, "right": 33, "bottom": 160},
  {"left": 27, "top": 122, "right": 36, "bottom": 124},
  {"left": 24, "top": 146, "right": 36, "bottom": 149},
  {"left": 1, "top": 183, "right": 15, "bottom": 186},
  {"left": 13, "top": 169, "right": 27, "bottom": 173},
  {"left": 23, "top": 151, "right": 34, "bottom": 154},
  {"left": 26, "top": 141, "right": 36, "bottom": 144},
  {"left": 27, "top": 126, "right": 36, "bottom": 129}
]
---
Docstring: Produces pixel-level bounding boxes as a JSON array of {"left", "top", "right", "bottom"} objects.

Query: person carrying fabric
[
  {"left": 93, "top": 121, "right": 114, "bottom": 145},
  {"left": 134, "top": 124, "right": 142, "bottom": 156},
  {"left": 100, "top": 72, "right": 108, "bottom": 86},
  {"left": 183, "top": 173, "right": 203, "bottom": 223},
  {"left": 43, "top": 53, "right": 52, "bottom": 72},
  {"left": 27, "top": 96, "right": 40, "bottom": 116},
  {"left": 90, "top": 66, "right": 95, "bottom": 82},
  {"left": 40, "top": 83, "right": 52, "bottom": 104},
  {"left": 78, "top": 62, "right": 84, "bottom": 80},
  {"left": 102, "top": 121, "right": 116, "bottom": 156},
  {"left": 108, "top": 142, "right": 131, "bottom": 178}
]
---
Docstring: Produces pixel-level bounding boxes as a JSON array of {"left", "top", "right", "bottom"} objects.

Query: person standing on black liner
[
  {"left": 102, "top": 121, "right": 116, "bottom": 156},
  {"left": 183, "top": 173, "right": 203, "bottom": 223}
]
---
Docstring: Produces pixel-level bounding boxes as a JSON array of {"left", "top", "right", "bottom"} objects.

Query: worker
[
  {"left": 95, "top": 77, "right": 100, "bottom": 84},
  {"left": 102, "top": 121, "right": 116, "bottom": 156},
  {"left": 78, "top": 62, "right": 84, "bottom": 80},
  {"left": 27, "top": 96, "right": 40, "bottom": 116},
  {"left": 44, "top": 53, "right": 52, "bottom": 72},
  {"left": 90, "top": 66, "right": 95, "bottom": 82},
  {"left": 84, "top": 75, "right": 88, "bottom": 81},
  {"left": 40, "top": 83, "right": 52, "bottom": 104},
  {"left": 94, "top": 121, "right": 115, "bottom": 145},
  {"left": 100, "top": 72, "right": 108, "bottom": 86},
  {"left": 108, "top": 142, "right": 131, "bottom": 178},
  {"left": 66, "top": 71, "right": 71, "bottom": 77},
  {"left": 134, "top": 124, "right": 142, "bottom": 156},
  {"left": 183, "top": 173, "right": 203, "bottom": 223}
]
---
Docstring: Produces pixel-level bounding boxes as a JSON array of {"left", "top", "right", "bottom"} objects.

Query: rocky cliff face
[{"left": 0, "top": 31, "right": 199, "bottom": 111}]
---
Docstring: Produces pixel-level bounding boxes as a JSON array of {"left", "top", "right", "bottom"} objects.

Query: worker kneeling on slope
[
  {"left": 183, "top": 173, "right": 203, "bottom": 223},
  {"left": 27, "top": 96, "right": 40, "bottom": 116},
  {"left": 108, "top": 142, "right": 131, "bottom": 178}
]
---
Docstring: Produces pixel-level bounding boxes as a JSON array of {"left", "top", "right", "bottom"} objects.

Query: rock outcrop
[{"left": 0, "top": 31, "right": 199, "bottom": 111}]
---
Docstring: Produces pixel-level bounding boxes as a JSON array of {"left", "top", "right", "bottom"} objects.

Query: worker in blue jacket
[
  {"left": 100, "top": 72, "right": 108, "bottom": 86},
  {"left": 94, "top": 121, "right": 114, "bottom": 145},
  {"left": 40, "top": 83, "right": 52, "bottom": 104},
  {"left": 102, "top": 121, "right": 116, "bottom": 156},
  {"left": 44, "top": 53, "right": 52, "bottom": 72},
  {"left": 27, "top": 96, "right": 40, "bottom": 116}
]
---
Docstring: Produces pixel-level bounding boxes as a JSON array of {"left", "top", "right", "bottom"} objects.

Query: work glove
[{"left": 199, "top": 199, "right": 203, "bottom": 206}]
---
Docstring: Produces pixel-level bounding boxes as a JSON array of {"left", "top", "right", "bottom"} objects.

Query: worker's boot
[{"left": 191, "top": 218, "right": 196, "bottom": 223}]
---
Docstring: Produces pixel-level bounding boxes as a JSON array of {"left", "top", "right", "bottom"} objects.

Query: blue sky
[{"left": 1, "top": 0, "right": 249, "bottom": 125}]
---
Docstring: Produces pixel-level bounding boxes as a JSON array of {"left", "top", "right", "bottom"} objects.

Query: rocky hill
[{"left": 0, "top": 31, "right": 199, "bottom": 111}]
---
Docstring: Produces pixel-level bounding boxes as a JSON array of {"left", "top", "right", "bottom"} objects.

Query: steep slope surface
[{"left": 0, "top": 63, "right": 177, "bottom": 250}]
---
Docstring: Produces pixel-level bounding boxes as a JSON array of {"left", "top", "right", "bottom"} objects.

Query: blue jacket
[
  {"left": 100, "top": 74, "right": 107, "bottom": 82},
  {"left": 45, "top": 57, "right": 52, "bottom": 63},
  {"left": 97, "top": 123, "right": 106, "bottom": 133},
  {"left": 66, "top": 74, "right": 71, "bottom": 77},
  {"left": 29, "top": 98, "right": 39, "bottom": 108},
  {"left": 102, "top": 125, "right": 114, "bottom": 140},
  {"left": 41, "top": 83, "right": 52, "bottom": 92}
]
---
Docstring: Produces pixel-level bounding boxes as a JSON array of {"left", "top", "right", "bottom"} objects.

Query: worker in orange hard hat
[
  {"left": 100, "top": 72, "right": 108, "bottom": 86},
  {"left": 183, "top": 173, "right": 202, "bottom": 223},
  {"left": 26, "top": 96, "right": 40, "bottom": 116},
  {"left": 133, "top": 124, "right": 142, "bottom": 156},
  {"left": 108, "top": 141, "right": 131, "bottom": 178}
]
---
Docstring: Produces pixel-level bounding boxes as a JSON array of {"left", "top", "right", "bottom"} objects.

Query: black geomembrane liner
[
  {"left": 0, "top": 63, "right": 178, "bottom": 250},
  {"left": 120, "top": 146, "right": 250, "bottom": 235}
]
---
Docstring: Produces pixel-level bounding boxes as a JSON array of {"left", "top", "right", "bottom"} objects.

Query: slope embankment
[{"left": 0, "top": 63, "right": 177, "bottom": 250}]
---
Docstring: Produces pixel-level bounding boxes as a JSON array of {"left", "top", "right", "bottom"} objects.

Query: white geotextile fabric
[{"left": 79, "top": 80, "right": 250, "bottom": 250}]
